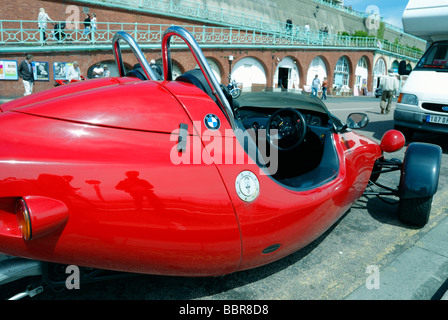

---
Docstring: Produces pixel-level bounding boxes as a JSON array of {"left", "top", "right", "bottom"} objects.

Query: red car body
[
  {"left": 0, "top": 27, "right": 433, "bottom": 280},
  {"left": 0, "top": 75, "right": 382, "bottom": 276}
]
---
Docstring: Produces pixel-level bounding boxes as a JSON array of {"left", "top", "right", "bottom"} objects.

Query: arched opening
[
  {"left": 86, "top": 60, "right": 131, "bottom": 79},
  {"left": 391, "top": 60, "right": 400, "bottom": 74},
  {"left": 232, "top": 57, "right": 267, "bottom": 92},
  {"left": 333, "top": 56, "right": 350, "bottom": 95},
  {"left": 274, "top": 57, "right": 300, "bottom": 91},
  {"left": 373, "top": 57, "right": 387, "bottom": 90},
  {"left": 305, "top": 56, "right": 327, "bottom": 94},
  {"left": 355, "top": 56, "right": 368, "bottom": 95}
]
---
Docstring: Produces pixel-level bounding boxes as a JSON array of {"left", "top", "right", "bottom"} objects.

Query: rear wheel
[{"left": 398, "top": 196, "right": 432, "bottom": 227}]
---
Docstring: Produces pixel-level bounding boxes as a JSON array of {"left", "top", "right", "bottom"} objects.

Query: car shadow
[
  {"left": 408, "top": 132, "right": 448, "bottom": 154},
  {"left": 34, "top": 211, "right": 351, "bottom": 300},
  {"left": 354, "top": 195, "right": 407, "bottom": 228}
]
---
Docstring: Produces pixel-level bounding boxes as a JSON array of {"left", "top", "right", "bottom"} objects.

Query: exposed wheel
[
  {"left": 398, "top": 196, "right": 432, "bottom": 227},
  {"left": 231, "top": 88, "right": 241, "bottom": 99}
]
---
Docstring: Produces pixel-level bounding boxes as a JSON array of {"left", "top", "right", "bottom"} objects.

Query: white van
[{"left": 394, "top": 0, "right": 448, "bottom": 139}]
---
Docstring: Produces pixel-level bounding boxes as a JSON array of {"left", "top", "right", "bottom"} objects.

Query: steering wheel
[{"left": 266, "top": 107, "right": 307, "bottom": 151}]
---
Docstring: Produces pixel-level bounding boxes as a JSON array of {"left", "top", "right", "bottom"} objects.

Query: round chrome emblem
[
  {"left": 235, "top": 171, "right": 260, "bottom": 202},
  {"left": 204, "top": 113, "right": 221, "bottom": 130}
]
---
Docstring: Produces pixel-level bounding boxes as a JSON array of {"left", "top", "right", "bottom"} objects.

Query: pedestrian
[
  {"left": 379, "top": 68, "right": 399, "bottom": 114},
  {"left": 91, "top": 13, "right": 97, "bottom": 32},
  {"left": 286, "top": 18, "right": 292, "bottom": 34},
  {"left": 92, "top": 62, "right": 103, "bottom": 78},
  {"left": 304, "top": 23, "right": 310, "bottom": 41},
  {"left": 304, "top": 23, "right": 310, "bottom": 33},
  {"left": 90, "top": 13, "right": 97, "bottom": 41},
  {"left": 67, "top": 61, "right": 82, "bottom": 82},
  {"left": 37, "top": 8, "right": 53, "bottom": 44},
  {"left": 83, "top": 13, "right": 91, "bottom": 39},
  {"left": 103, "top": 65, "right": 110, "bottom": 77},
  {"left": 311, "top": 74, "right": 320, "bottom": 98},
  {"left": 321, "top": 77, "right": 328, "bottom": 100},
  {"left": 17, "top": 54, "right": 35, "bottom": 96}
]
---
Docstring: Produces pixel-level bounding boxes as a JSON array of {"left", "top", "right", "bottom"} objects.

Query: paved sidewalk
[{"left": 346, "top": 216, "right": 448, "bottom": 300}]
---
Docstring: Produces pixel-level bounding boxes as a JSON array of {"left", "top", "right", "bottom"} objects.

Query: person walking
[
  {"left": 321, "top": 77, "right": 328, "bottom": 100},
  {"left": 311, "top": 74, "right": 321, "bottom": 98},
  {"left": 37, "top": 8, "right": 53, "bottom": 44},
  {"left": 286, "top": 18, "right": 292, "bottom": 34},
  {"left": 379, "top": 68, "right": 399, "bottom": 114},
  {"left": 90, "top": 13, "right": 97, "bottom": 42},
  {"left": 82, "top": 13, "right": 91, "bottom": 39},
  {"left": 18, "top": 54, "right": 35, "bottom": 96}
]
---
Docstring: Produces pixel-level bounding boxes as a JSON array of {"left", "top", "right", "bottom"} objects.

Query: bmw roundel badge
[{"left": 204, "top": 114, "right": 221, "bottom": 130}]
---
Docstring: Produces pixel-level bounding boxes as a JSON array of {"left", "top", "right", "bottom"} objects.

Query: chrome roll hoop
[
  {"left": 112, "top": 31, "right": 158, "bottom": 81},
  {"left": 162, "top": 26, "right": 236, "bottom": 130}
]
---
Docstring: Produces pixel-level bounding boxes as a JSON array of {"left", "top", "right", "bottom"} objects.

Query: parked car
[
  {"left": 395, "top": 0, "right": 448, "bottom": 139},
  {"left": 0, "top": 27, "right": 441, "bottom": 297}
]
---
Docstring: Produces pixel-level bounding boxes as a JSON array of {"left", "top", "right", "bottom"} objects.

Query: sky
[{"left": 343, "top": 0, "right": 409, "bottom": 29}]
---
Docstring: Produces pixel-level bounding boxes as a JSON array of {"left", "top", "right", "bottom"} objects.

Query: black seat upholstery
[{"left": 177, "top": 69, "right": 239, "bottom": 111}]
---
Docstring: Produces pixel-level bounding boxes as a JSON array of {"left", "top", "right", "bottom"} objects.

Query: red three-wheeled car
[{"left": 0, "top": 27, "right": 441, "bottom": 296}]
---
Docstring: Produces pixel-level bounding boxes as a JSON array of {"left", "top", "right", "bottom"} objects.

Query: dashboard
[{"left": 235, "top": 107, "right": 330, "bottom": 132}]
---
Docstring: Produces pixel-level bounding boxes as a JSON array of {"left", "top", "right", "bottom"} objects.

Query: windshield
[{"left": 415, "top": 41, "right": 448, "bottom": 71}]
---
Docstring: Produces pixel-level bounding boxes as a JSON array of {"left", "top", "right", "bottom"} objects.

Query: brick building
[{"left": 0, "top": 0, "right": 424, "bottom": 97}]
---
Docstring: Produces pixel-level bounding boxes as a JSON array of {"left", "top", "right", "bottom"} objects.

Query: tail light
[
  {"left": 15, "top": 196, "right": 69, "bottom": 241},
  {"left": 16, "top": 198, "right": 32, "bottom": 240}
]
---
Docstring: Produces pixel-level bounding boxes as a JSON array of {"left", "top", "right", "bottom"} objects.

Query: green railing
[
  {"left": 72, "top": 0, "right": 424, "bottom": 44},
  {"left": 0, "top": 20, "right": 423, "bottom": 60}
]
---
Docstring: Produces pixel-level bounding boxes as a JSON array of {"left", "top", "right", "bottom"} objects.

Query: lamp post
[{"left": 228, "top": 55, "right": 233, "bottom": 84}]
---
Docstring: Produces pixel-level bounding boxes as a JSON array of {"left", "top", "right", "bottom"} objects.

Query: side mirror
[
  {"left": 398, "top": 60, "right": 411, "bottom": 76},
  {"left": 346, "top": 113, "right": 369, "bottom": 129}
]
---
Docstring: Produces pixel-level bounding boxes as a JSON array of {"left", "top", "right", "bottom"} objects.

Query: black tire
[
  {"left": 231, "top": 88, "right": 241, "bottom": 99},
  {"left": 398, "top": 196, "right": 432, "bottom": 227}
]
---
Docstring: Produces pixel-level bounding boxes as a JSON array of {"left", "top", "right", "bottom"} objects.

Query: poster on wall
[
  {"left": 0, "top": 60, "right": 18, "bottom": 80},
  {"left": 32, "top": 61, "right": 49, "bottom": 81},
  {"left": 53, "top": 62, "right": 73, "bottom": 80}
]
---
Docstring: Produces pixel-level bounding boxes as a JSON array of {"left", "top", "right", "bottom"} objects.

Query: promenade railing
[{"left": 0, "top": 20, "right": 423, "bottom": 60}]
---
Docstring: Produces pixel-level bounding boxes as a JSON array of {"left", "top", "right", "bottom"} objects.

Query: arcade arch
[
  {"left": 333, "top": 56, "right": 350, "bottom": 92},
  {"left": 274, "top": 57, "right": 300, "bottom": 90},
  {"left": 232, "top": 57, "right": 267, "bottom": 91},
  {"left": 355, "top": 56, "right": 368, "bottom": 95},
  {"left": 306, "top": 56, "right": 327, "bottom": 90},
  {"left": 391, "top": 60, "right": 400, "bottom": 73},
  {"left": 373, "top": 57, "right": 387, "bottom": 90}
]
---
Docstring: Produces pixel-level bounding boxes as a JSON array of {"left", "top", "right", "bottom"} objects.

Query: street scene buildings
[{"left": 1, "top": 0, "right": 424, "bottom": 98}]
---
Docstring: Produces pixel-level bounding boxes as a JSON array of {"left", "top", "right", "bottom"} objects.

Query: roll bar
[
  {"left": 112, "top": 31, "right": 158, "bottom": 81},
  {"left": 161, "top": 26, "right": 237, "bottom": 130}
]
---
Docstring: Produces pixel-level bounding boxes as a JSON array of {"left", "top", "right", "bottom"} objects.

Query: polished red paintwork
[
  {"left": 380, "top": 129, "right": 406, "bottom": 153},
  {"left": 0, "top": 77, "right": 383, "bottom": 276}
]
